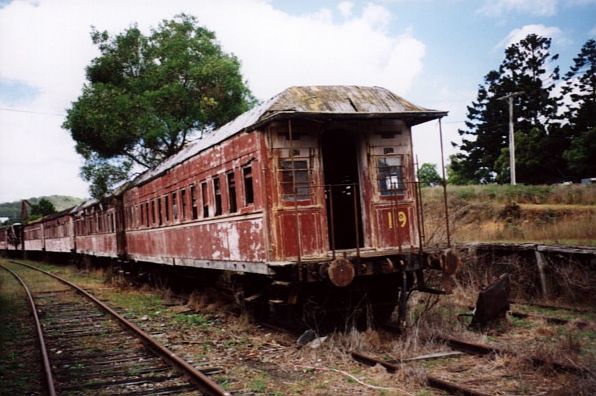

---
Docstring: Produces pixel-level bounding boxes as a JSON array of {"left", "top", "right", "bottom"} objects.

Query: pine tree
[
  {"left": 561, "top": 39, "right": 596, "bottom": 179},
  {"left": 451, "top": 34, "right": 562, "bottom": 184}
]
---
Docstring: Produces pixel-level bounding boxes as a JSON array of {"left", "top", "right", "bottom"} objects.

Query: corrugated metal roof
[
  {"left": 266, "top": 85, "right": 433, "bottom": 113},
  {"left": 131, "top": 85, "right": 446, "bottom": 187}
]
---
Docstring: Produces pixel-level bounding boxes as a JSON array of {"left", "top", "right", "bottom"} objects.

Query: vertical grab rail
[
  {"left": 351, "top": 183, "right": 361, "bottom": 258},
  {"left": 288, "top": 119, "right": 302, "bottom": 262},
  {"left": 414, "top": 156, "right": 425, "bottom": 249},
  {"left": 328, "top": 185, "right": 337, "bottom": 259},
  {"left": 438, "top": 118, "right": 451, "bottom": 247}
]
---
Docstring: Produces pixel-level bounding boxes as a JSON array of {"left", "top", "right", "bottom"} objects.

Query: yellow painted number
[{"left": 398, "top": 211, "right": 407, "bottom": 228}]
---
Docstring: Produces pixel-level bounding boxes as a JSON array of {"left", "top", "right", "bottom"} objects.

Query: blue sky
[{"left": 0, "top": 0, "right": 595, "bottom": 201}]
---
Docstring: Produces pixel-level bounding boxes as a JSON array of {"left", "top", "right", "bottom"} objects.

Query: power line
[{"left": 0, "top": 107, "right": 66, "bottom": 117}]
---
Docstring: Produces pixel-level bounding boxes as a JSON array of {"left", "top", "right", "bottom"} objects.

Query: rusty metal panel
[
  {"left": 23, "top": 222, "right": 44, "bottom": 251},
  {"left": 0, "top": 228, "right": 7, "bottom": 250},
  {"left": 123, "top": 130, "right": 267, "bottom": 269},
  {"left": 276, "top": 210, "right": 324, "bottom": 259},
  {"left": 75, "top": 234, "right": 118, "bottom": 257},
  {"left": 43, "top": 212, "right": 74, "bottom": 253},
  {"left": 374, "top": 205, "right": 413, "bottom": 248}
]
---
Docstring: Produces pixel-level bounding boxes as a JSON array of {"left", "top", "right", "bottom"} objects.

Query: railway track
[
  {"left": 0, "top": 260, "right": 229, "bottom": 396},
  {"left": 347, "top": 322, "right": 593, "bottom": 395}
]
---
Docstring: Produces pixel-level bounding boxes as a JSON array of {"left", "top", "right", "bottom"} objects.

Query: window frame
[{"left": 376, "top": 154, "right": 405, "bottom": 196}]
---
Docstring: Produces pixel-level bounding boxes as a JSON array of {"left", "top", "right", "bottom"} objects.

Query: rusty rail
[
  {"left": 383, "top": 323, "right": 591, "bottom": 376},
  {"left": 436, "top": 335, "right": 589, "bottom": 375},
  {"left": 351, "top": 351, "right": 493, "bottom": 396},
  {"left": 9, "top": 260, "right": 229, "bottom": 396},
  {"left": 0, "top": 263, "right": 57, "bottom": 396}
]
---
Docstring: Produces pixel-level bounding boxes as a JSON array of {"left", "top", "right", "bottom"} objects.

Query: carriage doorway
[{"left": 321, "top": 132, "right": 364, "bottom": 250}]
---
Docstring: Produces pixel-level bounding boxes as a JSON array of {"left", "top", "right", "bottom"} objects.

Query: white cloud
[
  {"left": 411, "top": 86, "right": 476, "bottom": 173},
  {"left": 496, "top": 24, "right": 565, "bottom": 49},
  {"left": 478, "top": 0, "right": 596, "bottom": 17},
  {"left": 0, "top": 0, "right": 426, "bottom": 201},
  {"left": 338, "top": 1, "right": 353, "bottom": 18},
  {"left": 478, "top": 0, "right": 558, "bottom": 17}
]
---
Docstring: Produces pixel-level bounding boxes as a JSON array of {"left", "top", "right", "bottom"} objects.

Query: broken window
[
  {"left": 279, "top": 159, "right": 310, "bottom": 200},
  {"left": 243, "top": 166, "right": 254, "bottom": 205},
  {"left": 180, "top": 189, "right": 187, "bottom": 220},
  {"left": 158, "top": 198, "right": 163, "bottom": 225},
  {"left": 213, "top": 177, "right": 222, "bottom": 216},
  {"left": 227, "top": 171, "right": 237, "bottom": 213},
  {"left": 172, "top": 191, "right": 178, "bottom": 221},
  {"left": 201, "top": 182, "right": 209, "bottom": 218},
  {"left": 190, "top": 185, "right": 198, "bottom": 219},
  {"left": 377, "top": 156, "right": 404, "bottom": 195},
  {"left": 164, "top": 195, "right": 170, "bottom": 223}
]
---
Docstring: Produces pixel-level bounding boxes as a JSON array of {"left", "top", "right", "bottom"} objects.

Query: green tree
[
  {"left": 561, "top": 39, "right": 596, "bottom": 179},
  {"left": 29, "top": 198, "right": 56, "bottom": 221},
  {"left": 63, "top": 14, "right": 255, "bottom": 198},
  {"left": 418, "top": 163, "right": 443, "bottom": 187},
  {"left": 452, "top": 34, "right": 562, "bottom": 184}
]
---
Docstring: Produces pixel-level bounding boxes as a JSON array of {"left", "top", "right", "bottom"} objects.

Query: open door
[{"left": 321, "top": 132, "right": 364, "bottom": 250}]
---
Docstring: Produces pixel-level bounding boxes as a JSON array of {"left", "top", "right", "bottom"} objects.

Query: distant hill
[{"left": 0, "top": 195, "right": 85, "bottom": 223}]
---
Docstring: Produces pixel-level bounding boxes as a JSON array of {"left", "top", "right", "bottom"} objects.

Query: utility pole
[{"left": 497, "top": 92, "right": 523, "bottom": 185}]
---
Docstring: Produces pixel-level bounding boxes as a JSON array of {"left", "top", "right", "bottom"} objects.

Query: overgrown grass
[
  {"left": 421, "top": 184, "right": 596, "bottom": 245},
  {"left": 424, "top": 184, "right": 596, "bottom": 205},
  {"left": 174, "top": 312, "right": 211, "bottom": 327}
]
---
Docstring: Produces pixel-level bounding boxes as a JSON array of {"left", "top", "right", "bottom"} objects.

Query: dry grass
[
  {"left": 186, "top": 288, "right": 233, "bottom": 313},
  {"left": 422, "top": 184, "right": 596, "bottom": 245},
  {"left": 424, "top": 184, "right": 596, "bottom": 205}
]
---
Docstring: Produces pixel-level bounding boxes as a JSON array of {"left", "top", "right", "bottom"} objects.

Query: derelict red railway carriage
[{"left": 4, "top": 86, "right": 456, "bottom": 325}]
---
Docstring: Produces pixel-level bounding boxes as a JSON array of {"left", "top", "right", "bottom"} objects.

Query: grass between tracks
[
  {"left": 3, "top": 257, "right": 596, "bottom": 395},
  {"left": 0, "top": 259, "right": 43, "bottom": 395}
]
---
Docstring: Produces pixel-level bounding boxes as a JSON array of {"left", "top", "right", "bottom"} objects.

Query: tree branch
[{"left": 123, "top": 151, "right": 151, "bottom": 169}]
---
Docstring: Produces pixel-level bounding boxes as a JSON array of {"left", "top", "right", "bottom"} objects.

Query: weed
[
  {"left": 248, "top": 375, "right": 268, "bottom": 393},
  {"left": 175, "top": 313, "right": 211, "bottom": 327},
  {"left": 510, "top": 316, "right": 534, "bottom": 329}
]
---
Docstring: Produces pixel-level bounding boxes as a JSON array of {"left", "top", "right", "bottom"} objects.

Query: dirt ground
[{"left": 1, "top": 257, "right": 594, "bottom": 395}]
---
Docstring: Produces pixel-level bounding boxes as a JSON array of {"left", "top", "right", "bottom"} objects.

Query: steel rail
[
  {"left": 9, "top": 260, "right": 229, "bottom": 396},
  {"left": 0, "top": 263, "right": 57, "bottom": 396},
  {"left": 351, "top": 351, "right": 492, "bottom": 396},
  {"left": 436, "top": 335, "right": 590, "bottom": 375},
  {"left": 384, "top": 322, "right": 590, "bottom": 375}
]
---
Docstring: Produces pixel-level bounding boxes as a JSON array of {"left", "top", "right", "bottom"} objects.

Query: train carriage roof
[{"left": 132, "top": 85, "right": 447, "bottom": 187}]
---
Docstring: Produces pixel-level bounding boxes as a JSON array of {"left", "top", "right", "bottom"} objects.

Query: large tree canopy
[
  {"left": 64, "top": 14, "right": 255, "bottom": 198},
  {"left": 450, "top": 35, "right": 563, "bottom": 184},
  {"left": 561, "top": 39, "right": 596, "bottom": 179}
]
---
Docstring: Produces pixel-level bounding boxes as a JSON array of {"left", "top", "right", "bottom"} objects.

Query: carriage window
[
  {"left": 180, "top": 189, "right": 187, "bottom": 220},
  {"left": 164, "top": 195, "right": 170, "bottom": 223},
  {"left": 243, "top": 166, "right": 254, "bottom": 205},
  {"left": 213, "top": 177, "right": 222, "bottom": 216},
  {"left": 279, "top": 159, "right": 310, "bottom": 200},
  {"left": 146, "top": 202, "right": 150, "bottom": 227},
  {"left": 158, "top": 198, "right": 164, "bottom": 225},
  {"left": 151, "top": 200, "right": 156, "bottom": 225},
  {"left": 227, "top": 172, "right": 237, "bottom": 213},
  {"left": 201, "top": 182, "right": 209, "bottom": 218},
  {"left": 377, "top": 156, "right": 404, "bottom": 195},
  {"left": 190, "top": 185, "right": 198, "bottom": 219},
  {"left": 172, "top": 191, "right": 178, "bottom": 221}
]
